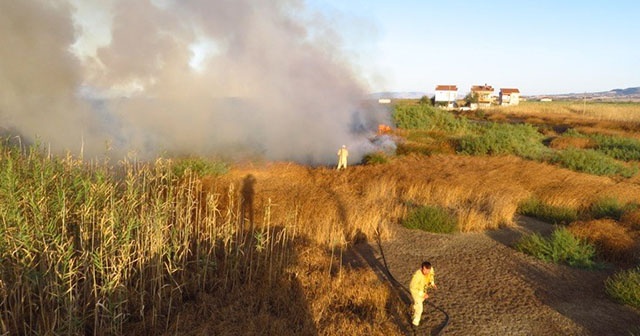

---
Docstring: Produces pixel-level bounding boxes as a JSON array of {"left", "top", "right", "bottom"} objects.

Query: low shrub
[
  {"left": 516, "top": 227, "right": 597, "bottom": 268},
  {"left": 517, "top": 197, "right": 578, "bottom": 224},
  {"left": 362, "top": 151, "right": 389, "bottom": 165},
  {"left": 591, "top": 134, "right": 640, "bottom": 162},
  {"left": 172, "top": 157, "right": 228, "bottom": 178},
  {"left": 456, "top": 122, "right": 549, "bottom": 160},
  {"left": 403, "top": 205, "right": 457, "bottom": 234},
  {"left": 557, "top": 129, "right": 640, "bottom": 162},
  {"left": 550, "top": 148, "right": 637, "bottom": 177},
  {"left": 392, "top": 104, "right": 469, "bottom": 133},
  {"left": 605, "top": 267, "right": 640, "bottom": 309},
  {"left": 396, "top": 142, "right": 431, "bottom": 156},
  {"left": 396, "top": 140, "right": 456, "bottom": 156},
  {"left": 406, "top": 130, "right": 438, "bottom": 143},
  {"left": 568, "top": 219, "right": 637, "bottom": 265},
  {"left": 588, "top": 197, "right": 626, "bottom": 220}
]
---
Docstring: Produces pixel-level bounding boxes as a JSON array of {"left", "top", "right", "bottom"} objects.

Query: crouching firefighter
[{"left": 410, "top": 261, "right": 437, "bottom": 327}]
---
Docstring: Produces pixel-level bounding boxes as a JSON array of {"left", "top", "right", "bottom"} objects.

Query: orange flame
[{"left": 378, "top": 124, "right": 391, "bottom": 135}]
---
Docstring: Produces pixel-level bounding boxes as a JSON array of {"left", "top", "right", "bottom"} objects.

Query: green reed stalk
[{"left": 0, "top": 142, "right": 302, "bottom": 335}]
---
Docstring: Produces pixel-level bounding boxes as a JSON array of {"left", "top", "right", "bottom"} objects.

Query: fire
[{"left": 378, "top": 124, "right": 391, "bottom": 135}]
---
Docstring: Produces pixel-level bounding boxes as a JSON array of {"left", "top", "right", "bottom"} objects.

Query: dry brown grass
[
  {"left": 482, "top": 101, "right": 640, "bottom": 139},
  {"left": 204, "top": 154, "right": 640, "bottom": 239},
  {"left": 497, "top": 101, "right": 640, "bottom": 122},
  {"left": 149, "top": 239, "right": 403, "bottom": 336},
  {"left": 149, "top": 100, "right": 640, "bottom": 334},
  {"left": 568, "top": 219, "right": 639, "bottom": 265},
  {"left": 621, "top": 209, "right": 640, "bottom": 231},
  {"left": 549, "top": 136, "right": 596, "bottom": 150},
  {"left": 175, "top": 152, "right": 640, "bottom": 332}
]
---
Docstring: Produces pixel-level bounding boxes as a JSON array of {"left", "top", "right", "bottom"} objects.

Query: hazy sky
[{"left": 308, "top": 0, "right": 640, "bottom": 95}]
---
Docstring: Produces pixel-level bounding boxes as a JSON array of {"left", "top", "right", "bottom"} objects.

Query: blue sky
[{"left": 308, "top": 0, "right": 640, "bottom": 95}]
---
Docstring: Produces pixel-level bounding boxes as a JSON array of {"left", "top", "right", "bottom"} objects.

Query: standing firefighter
[
  {"left": 336, "top": 145, "right": 349, "bottom": 170},
  {"left": 410, "top": 261, "right": 437, "bottom": 327}
]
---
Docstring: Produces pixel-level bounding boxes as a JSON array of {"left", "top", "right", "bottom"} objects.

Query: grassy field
[
  {"left": 2, "top": 100, "right": 640, "bottom": 334},
  {"left": 476, "top": 101, "right": 640, "bottom": 138}
]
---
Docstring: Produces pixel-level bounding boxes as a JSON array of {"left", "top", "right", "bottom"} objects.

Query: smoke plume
[{"left": 0, "top": 0, "right": 388, "bottom": 165}]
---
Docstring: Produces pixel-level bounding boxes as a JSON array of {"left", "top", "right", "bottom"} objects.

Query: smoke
[
  {"left": 0, "top": 1, "right": 106, "bottom": 155},
  {"left": 0, "top": 0, "right": 390, "bottom": 165}
]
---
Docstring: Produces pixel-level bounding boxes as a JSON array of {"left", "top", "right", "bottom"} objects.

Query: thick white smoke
[{"left": 0, "top": 0, "right": 389, "bottom": 164}]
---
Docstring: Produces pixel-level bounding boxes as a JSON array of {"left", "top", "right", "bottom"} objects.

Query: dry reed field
[
  {"left": 3, "top": 100, "right": 640, "bottom": 335},
  {"left": 480, "top": 101, "right": 640, "bottom": 138}
]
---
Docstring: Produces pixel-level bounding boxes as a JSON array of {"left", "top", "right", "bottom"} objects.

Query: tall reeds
[{"left": 0, "top": 143, "right": 296, "bottom": 335}]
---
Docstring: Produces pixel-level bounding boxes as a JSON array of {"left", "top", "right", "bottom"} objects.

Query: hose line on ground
[{"left": 374, "top": 226, "right": 449, "bottom": 336}]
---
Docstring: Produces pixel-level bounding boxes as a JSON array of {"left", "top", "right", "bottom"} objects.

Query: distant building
[
  {"left": 499, "top": 88, "right": 521, "bottom": 106},
  {"left": 434, "top": 85, "right": 458, "bottom": 108},
  {"left": 471, "top": 84, "right": 495, "bottom": 107},
  {"left": 378, "top": 98, "right": 392, "bottom": 104},
  {"left": 540, "top": 98, "right": 553, "bottom": 102}
]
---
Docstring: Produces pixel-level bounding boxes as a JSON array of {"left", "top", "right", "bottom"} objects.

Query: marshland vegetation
[{"left": 1, "top": 100, "right": 639, "bottom": 335}]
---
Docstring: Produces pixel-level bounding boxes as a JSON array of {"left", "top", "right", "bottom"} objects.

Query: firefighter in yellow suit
[
  {"left": 336, "top": 145, "right": 348, "bottom": 170},
  {"left": 410, "top": 261, "right": 437, "bottom": 327}
]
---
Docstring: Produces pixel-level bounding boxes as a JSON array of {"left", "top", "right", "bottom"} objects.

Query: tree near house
[
  {"left": 419, "top": 95, "right": 434, "bottom": 106},
  {"left": 464, "top": 92, "right": 479, "bottom": 105}
]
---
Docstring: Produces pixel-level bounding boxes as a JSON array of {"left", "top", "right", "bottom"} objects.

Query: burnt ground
[{"left": 346, "top": 216, "right": 640, "bottom": 336}]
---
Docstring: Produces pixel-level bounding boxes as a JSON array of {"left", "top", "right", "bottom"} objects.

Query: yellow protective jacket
[
  {"left": 337, "top": 148, "right": 348, "bottom": 159},
  {"left": 409, "top": 267, "right": 435, "bottom": 299}
]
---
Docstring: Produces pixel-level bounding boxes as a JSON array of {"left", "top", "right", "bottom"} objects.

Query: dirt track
[{"left": 351, "top": 216, "right": 640, "bottom": 335}]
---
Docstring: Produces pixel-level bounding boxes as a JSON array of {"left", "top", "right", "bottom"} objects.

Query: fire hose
[{"left": 374, "top": 227, "right": 449, "bottom": 335}]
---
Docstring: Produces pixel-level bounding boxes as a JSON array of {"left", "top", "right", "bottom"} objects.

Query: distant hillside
[
  {"left": 611, "top": 87, "right": 640, "bottom": 96},
  {"left": 527, "top": 86, "right": 640, "bottom": 101}
]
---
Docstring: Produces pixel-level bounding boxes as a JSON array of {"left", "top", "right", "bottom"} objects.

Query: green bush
[
  {"left": 406, "top": 130, "right": 440, "bottom": 143},
  {"left": 403, "top": 205, "right": 457, "bottom": 233},
  {"left": 550, "top": 148, "right": 637, "bottom": 177},
  {"left": 589, "top": 197, "right": 626, "bottom": 220},
  {"left": 518, "top": 197, "right": 578, "bottom": 224},
  {"left": 392, "top": 104, "right": 469, "bottom": 133},
  {"left": 605, "top": 267, "right": 640, "bottom": 309},
  {"left": 456, "top": 122, "right": 549, "bottom": 160},
  {"left": 562, "top": 128, "right": 586, "bottom": 137},
  {"left": 397, "top": 130, "right": 456, "bottom": 156},
  {"left": 516, "top": 228, "right": 597, "bottom": 268},
  {"left": 171, "top": 157, "right": 228, "bottom": 178},
  {"left": 592, "top": 134, "right": 640, "bottom": 162},
  {"left": 560, "top": 129, "right": 640, "bottom": 162},
  {"left": 395, "top": 142, "right": 433, "bottom": 156},
  {"left": 362, "top": 151, "right": 389, "bottom": 165}
]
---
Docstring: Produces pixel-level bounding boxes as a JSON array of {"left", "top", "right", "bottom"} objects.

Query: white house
[
  {"left": 434, "top": 85, "right": 458, "bottom": 107},
  {"left": 499, "top": 88, "right": 521, "bottom": 106}
]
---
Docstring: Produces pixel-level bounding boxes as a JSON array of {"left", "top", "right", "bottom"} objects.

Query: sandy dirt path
[{"left": 351, "top": 216, "right": 640, "bottom": 336}]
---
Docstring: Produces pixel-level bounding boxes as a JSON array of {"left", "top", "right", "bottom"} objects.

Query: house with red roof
[
  {"left": 499, "top": 88, "right": 521, "bottom": 106},
  {"left": 471, "top": 84, "right": 495, "bottom": 107},
  {"left": 434, "top": 85, "right": 458, "bottom": 108}
]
